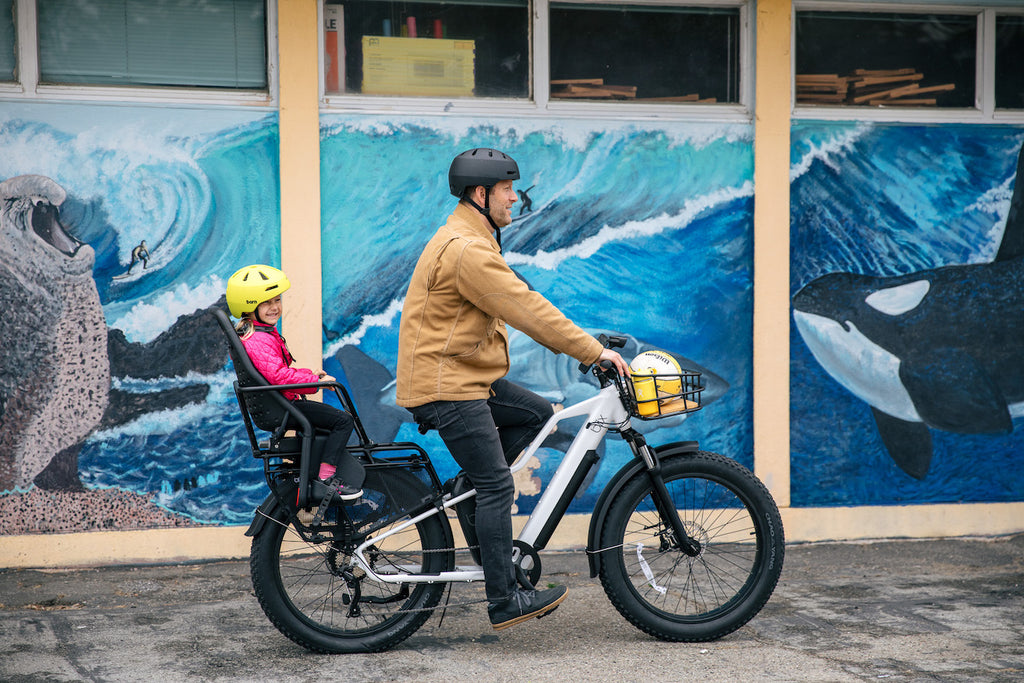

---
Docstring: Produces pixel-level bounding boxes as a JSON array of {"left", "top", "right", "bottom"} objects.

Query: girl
[{"left": 226, "top": 264, "right": 364, "bottom": 502}]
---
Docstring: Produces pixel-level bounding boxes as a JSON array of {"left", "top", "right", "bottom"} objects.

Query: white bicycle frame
[{"left": 352, "top": 382, "right": 632, "bottom": 585}]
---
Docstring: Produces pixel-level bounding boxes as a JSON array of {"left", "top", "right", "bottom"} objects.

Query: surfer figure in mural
[
  {"left": 517, "top": 185, "right": 535, "bottom": 215},
  {"left": 127, "top": 240, "right": 150, "bottom": 274}
]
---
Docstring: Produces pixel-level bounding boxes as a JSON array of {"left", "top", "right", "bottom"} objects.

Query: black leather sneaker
[{"left": 488, "top": 585, "right": 568, "bottom": 631}]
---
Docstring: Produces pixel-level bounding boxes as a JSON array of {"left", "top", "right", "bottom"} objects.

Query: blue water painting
[
  {"left": 0, "top": 103, "right": 282, "bottom": 525},
  {"left": 73, "top": 115, "right": 756, "bottom": 525},
  {"left": 790, "top": 121, "right": 1024, "bottom": 507}
]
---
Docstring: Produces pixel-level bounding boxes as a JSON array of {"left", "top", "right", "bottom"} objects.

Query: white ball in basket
[{"left": 629, "top": 350, "right": 682, "bottom": 396}]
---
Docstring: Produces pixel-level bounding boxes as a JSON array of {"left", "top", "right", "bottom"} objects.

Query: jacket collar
[
  {"left": 452, "top": 202, "right": 500, "bottom": 250},
  {"left": 252, "top": 319, "right": 278, "bottom": 334},
  {"left": 251, "top": 319, "right": 293, "bottom": 364}
]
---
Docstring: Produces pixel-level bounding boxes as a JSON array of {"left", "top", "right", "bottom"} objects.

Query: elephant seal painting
[{"left": 0, "top": 175, "right": 110, "bottom": 491}]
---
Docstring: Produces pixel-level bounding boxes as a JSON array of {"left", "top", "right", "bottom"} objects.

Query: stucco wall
[{"left": 2, "top": 0, "right": 1022, "bottom": 568}]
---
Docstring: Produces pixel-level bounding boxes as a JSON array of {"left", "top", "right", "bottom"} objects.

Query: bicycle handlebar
[{"left": 578, "top": 333, "right": 628, "bottom": 381}]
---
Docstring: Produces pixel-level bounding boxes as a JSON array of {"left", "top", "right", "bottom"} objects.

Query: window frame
[
  {"left": 318, "top": 0, "right": 753, "bottom": 121},
  {"left": 793, "top": 1, "right": 1024, "bottom": 123},
  {"left": 0, "top": 0, "right": 277, "bottom": 107}
]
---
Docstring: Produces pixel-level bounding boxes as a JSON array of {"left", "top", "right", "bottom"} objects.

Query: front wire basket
[{"left": 616, "top": 369, "right": 704, "bottom": 420}]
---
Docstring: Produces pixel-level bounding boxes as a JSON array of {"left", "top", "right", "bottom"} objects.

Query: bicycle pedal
[{"left": 536, "top": 604, "right": 560, "bottom": 619}]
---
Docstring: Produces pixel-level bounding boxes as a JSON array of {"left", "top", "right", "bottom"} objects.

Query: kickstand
[{"left": 435, "top": 582, "right": 455, "bottom": 629}]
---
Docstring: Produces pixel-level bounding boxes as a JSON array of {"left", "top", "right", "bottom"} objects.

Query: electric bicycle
[{"left": 213, "top": 309, "right": 784, "bottom": 653}]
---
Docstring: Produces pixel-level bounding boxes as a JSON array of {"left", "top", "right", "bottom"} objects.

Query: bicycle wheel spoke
[
  {"left": 599, "top": 451, "right": 784, "bottom": 641},
  {"left": 249, "top": 469, "right": 454, "bottom": 652}
]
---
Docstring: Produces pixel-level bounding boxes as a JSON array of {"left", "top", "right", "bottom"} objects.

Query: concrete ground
[{"left": 1, "top": 534, "right": 1022, "bottom": 682}]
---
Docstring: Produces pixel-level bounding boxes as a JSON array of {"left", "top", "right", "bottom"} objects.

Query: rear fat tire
[
  {"left": 597, "top": 451, "right": 784, "bottom": 642},
  {"left": 249, "top": 472, "right": 453, "bottom": 653}
]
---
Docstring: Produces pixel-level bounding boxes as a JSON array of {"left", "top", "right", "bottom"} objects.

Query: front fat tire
[
  {"left": 598, "top": 451, "right": 784, "bottom": 642},
  {"left": 250, "top": 479, "right": 452, "bottom": 653}
]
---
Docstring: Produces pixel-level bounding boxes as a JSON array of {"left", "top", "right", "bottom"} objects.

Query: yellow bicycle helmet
[{"left": 226, "top": 264, "right": 291, "bottom": 318}]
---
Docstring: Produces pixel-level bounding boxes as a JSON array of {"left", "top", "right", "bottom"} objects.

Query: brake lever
[{"left": 606, "top": 335, "right": 627, "bottom": 350}]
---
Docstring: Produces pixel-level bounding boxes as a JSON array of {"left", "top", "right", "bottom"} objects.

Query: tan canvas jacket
[{"left": 396, "top": 202, "right": 604, "bottom": 408}]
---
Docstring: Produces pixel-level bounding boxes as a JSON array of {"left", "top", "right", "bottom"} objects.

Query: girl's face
[{"left": 256, "top": 295, "right": 282, "bottom": 326}]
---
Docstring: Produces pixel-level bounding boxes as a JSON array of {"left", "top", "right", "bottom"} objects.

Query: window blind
[
  {"left": 0, "top": 0, "right": 14, "bottom": 82},
  {"left": 38, "top": 0, "right": 266, "bottom": 89}
]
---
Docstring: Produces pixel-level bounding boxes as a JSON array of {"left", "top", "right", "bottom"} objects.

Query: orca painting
[{"left": 792, "top": 142, "right": 1024, "bottom": 480}]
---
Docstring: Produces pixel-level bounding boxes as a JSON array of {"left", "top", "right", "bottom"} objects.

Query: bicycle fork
[{"left": 625, "top": 430, "right": 702, "bottom": 557}]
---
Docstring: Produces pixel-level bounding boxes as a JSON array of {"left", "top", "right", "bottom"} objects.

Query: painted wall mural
[
  {"left": 316, "top": 116, "right": 756, "bottom": 515},
  {"left": 0, "top": 107, "right": 755, "bottom": 535},
  {"left": 791, "top": 122, "right": 1024, "bottom": 507},
  {"left": 0, "top": 103, "right": 281, "bottom": 534},
  {"left": 5, "top": 102, "right": 1018, "bottom": 537}
]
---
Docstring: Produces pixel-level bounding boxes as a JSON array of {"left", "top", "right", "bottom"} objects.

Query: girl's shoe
[
  {"left": 308, "top": 476, "right": 363, "bottom": 526},
  {"left": 313, "top": 476, "right": 363, "bottom": 502}
]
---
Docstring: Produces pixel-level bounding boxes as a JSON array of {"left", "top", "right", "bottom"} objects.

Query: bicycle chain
[
  {"left": 343, "top": 545, "right": 630, "bottom": 618},
  {"left": 255, "top": 508, "right": 633, "bottom": 618},
  {"left": 257, "top": 509, "right": 490, "bottom": 615}
]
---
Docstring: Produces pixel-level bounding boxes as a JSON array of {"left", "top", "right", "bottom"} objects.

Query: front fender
[{"left": 585, "top": 440, "right": 698, "bottom": 577}]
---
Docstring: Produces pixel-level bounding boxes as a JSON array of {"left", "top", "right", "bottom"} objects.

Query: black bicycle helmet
[{"left": 448, "top": 148, "right": 520, "bottom": 198}]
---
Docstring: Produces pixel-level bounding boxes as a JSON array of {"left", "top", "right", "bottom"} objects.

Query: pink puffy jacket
[{"left": 240, "top": 321, "right": 320, "bottom": 401}]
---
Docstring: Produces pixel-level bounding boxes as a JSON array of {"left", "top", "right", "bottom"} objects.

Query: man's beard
[{"left": 488, "top": 204, "right": 512, "bottom": 228}]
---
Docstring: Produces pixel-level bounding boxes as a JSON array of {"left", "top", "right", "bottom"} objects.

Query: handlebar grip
[
  {"left": 579, "top": 333, "right": 629, "bottom": 374},
  {"left": 579, "top": 358, "right": 620, "bottom": 377}
]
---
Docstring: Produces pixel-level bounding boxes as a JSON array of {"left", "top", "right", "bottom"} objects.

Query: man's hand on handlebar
[{"left": 598, "top": 348, "right": 631, "bottom": 377}]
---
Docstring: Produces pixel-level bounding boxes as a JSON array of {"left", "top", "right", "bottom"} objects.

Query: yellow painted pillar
[
  {"left": 753, "top": 0, "right": 792, "bottom": 506},
  {"left": 277, "top": 0, "right": 324, "bottom": 368}
]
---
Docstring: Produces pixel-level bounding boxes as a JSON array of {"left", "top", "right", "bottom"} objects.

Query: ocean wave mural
[
  {"left": 317, "top": 116, "right": 756, "bottom": 517},
  {"left": 2, "top": 105, "right": 755, "bottom": 530},
  {"left": 0, "top": 103, "right": 280, "bottom": 532}
]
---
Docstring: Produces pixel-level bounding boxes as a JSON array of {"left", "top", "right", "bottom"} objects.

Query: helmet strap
[
  {"left": 253, "top": 309, "right": 271, "bottom": 326},
  {"left": 464, "top": 186, "right": 502, "bottom": 251}
]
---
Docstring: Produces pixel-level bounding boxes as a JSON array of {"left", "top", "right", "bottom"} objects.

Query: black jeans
[
  {"left": 410, "top": 379, "right": 553, "bottom": 602},
  {"left": 291, "top": 400, "right": 365, "bottom": 488}
]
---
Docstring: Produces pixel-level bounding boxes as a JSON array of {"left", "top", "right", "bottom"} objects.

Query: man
[
  {"left": 127, "top": 240, "right": 149, "bottom": 274},
  {"left": 396, "top": 148, "right": 629, "bottom": 631}
]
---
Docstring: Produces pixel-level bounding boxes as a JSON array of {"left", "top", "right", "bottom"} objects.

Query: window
[
  {"left": 795, "top": 10, "right": 975, "bottom": 109},
  {"left": 325, "top": 0, "right": 529, "bottom": 98},
  {"left": 0, "top": 0, "right": 13, "bottom": 82},
  {"left": 549, "top": 4, "right": 741, "bottom": 103},
  {"left": 36, "top": 0, "right": 267, "bottom": 90},
  {"left": 323, "top": 0, "right": 749, "bottom": 111},
  {"left": 996, "top": 14, "right": 1024, "bottom": 110}
]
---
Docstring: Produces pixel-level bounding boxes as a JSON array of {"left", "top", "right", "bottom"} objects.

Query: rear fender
[
  {"left": 245, "top": 492, "right": 278, "bottom": 537},
  {"left": 245, "top": 486, "right": 293, "bottom": 537}
]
